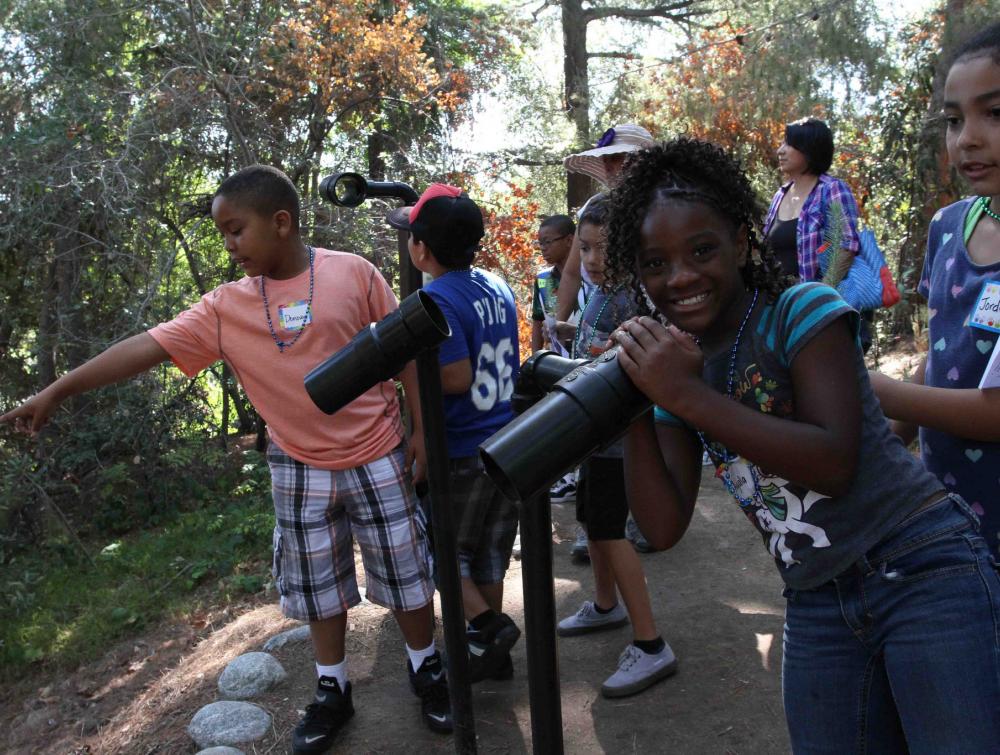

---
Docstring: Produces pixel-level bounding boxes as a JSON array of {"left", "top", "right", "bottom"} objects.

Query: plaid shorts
[
  {"left": 268, "top": 443, "right": 434, "bottom": 622},
  {"left": 450, "top": 456, "right": 519, "bottom": 585}
]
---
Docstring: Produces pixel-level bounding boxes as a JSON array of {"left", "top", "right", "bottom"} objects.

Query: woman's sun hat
[{"left": 562, "top": 124, "right": 655, "bottom": 185}]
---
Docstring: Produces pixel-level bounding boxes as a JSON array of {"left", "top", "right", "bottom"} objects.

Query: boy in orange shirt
[{"left": 1, "top": 165, "right": 451, "bottom": 752}]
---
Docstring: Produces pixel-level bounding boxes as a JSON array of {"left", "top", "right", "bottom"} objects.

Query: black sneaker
[
  {"left": 408, "top": 652, "right": 453, "bottom": 734},
  {"left": 437, "top": 643, "right": 513, "bottom": 680},
  {"left": 468, "top": 612, "right": 521, "bottom": 683},
  {"left": 549, "top": 475, "right": 576, "bottom": 503},
  {"left": 491, "top": 651, "right": 514, "bottom": 680},
  {"left": 292, "top": 676, "right": 354, "bottom": 754}
]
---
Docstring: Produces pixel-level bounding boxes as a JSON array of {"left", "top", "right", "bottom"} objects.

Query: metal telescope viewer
[
  {"left": 479, "top": 347, "right": 653, "bottom": 502},
  {"left": 319, "top": 171, "right": 420, "bottom": 208},
  {"left": 304, "top": 290, "right": 449, "bottom": 415},
  {"left": 312, "top": 171, "right": 484, "bottom": 752}
]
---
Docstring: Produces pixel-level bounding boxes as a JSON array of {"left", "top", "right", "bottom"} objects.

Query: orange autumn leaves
[
  {"left": 480, "top": 183, "right": 541, "bottom": 363},
  {"left": 257, "top": 0, "right": 467, "bottom": 130},
  {"left": 641, "top": 24, "right": 789, "bottom": 167}
]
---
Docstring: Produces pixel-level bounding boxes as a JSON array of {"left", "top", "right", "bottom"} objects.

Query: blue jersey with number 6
[{"left": 424, "top": 268, "right": 520, "bottom": 457}]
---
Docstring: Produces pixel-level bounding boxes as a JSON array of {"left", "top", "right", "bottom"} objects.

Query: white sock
[
  {"left": 316, "top": 660, "right": 348, "bottom": 688},
  {"left": 406, "top": 641, "right": 437, "bottom": 671}
]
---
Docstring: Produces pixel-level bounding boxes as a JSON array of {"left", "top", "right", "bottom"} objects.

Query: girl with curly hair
[{"left": 607, "top": 137, "right": 1000, "bottom": 751}]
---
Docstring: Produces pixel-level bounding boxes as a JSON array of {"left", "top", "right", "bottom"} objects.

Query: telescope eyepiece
[{"left": 319, "top": 172, "right": 368, "bottom": 208}]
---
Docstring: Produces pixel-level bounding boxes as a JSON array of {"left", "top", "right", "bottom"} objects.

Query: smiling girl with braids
[{"left": 606, "top": 137, "right": 1000, "bottom": 751}]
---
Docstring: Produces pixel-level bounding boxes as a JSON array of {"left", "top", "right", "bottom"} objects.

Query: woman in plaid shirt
[{"left": 762, "top": 117, "right": 860, "bottom": 286}]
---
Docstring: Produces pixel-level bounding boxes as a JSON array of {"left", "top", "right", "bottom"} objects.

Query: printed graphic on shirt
[
  {"left": 471, "top": 337, "right": 515, "bottom": 411},
  {"left": 426, "top": 268, "right": 520, "bottom": 458},
  {"left": 712, "top": 354, "right": 828, "bottom": 566},
  {"left": 732, "top": 364, "right": 793, "bottom": 417}
]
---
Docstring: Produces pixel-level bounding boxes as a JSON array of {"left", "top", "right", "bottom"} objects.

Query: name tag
[
  {"left": 980, "top": 341, "right": 1000, "bottom": 389},
  {"left": 970, "top": 280, "right": 1000, "bottom": 333},
  {"left": 278, "top": 300, "right": 312, "bottom": 331}
]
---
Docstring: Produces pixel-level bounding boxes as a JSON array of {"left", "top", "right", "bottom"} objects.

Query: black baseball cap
[{"left": 386, "top": 183, "right": 485, "bottom": 266}]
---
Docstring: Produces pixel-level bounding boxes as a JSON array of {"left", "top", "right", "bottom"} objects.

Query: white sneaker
[
  {"left": 702, "top": 450, "right": 714, "bottom": 466},
  {"left": 601, "top": 643, "right": 678, "bottom": 698},
  {"left": 570, "top": 525, "right": 589, "bottom": 562},
  {"left": 557, "top": 601, "right": 629, "bottom": 637},
  {"left": 511, "top": 532, "right": 521, "bottom": 560}
]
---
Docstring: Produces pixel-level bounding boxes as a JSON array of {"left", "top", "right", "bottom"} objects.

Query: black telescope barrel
[
  {"left": 479, "top": 347, "right": 652, "bottom": 502},
  {"left": 509, "top": 350, "right": 587, "bottom": 415},
  {"left": 520, "top": 350, "right": 587, "bottom": 392},
  {"left": 319, "top": 172, "right": 420, "bottom": 207},
  {"left": 363, "top": 180, "right": 420, "bottom": 204},
  {"left": 304, "top": 290, "right": 450, "bottom": 415}
]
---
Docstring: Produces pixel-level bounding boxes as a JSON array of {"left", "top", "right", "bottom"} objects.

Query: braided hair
[{"left": 604, "top": 137, "right": 787, "bottom": 316}]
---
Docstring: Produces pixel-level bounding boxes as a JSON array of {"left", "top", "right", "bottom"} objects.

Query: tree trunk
[
  {"left": 562, "top": 0, "right": 594, "bottom": 212},
  {"left": 220, "top": 365, "right": 230, "bottom": 449},
  {"left": 255, "top": 411, "right": 267, "bottom": 452},
  {"left": 367, "top": 131, "right": 388, "bottom": 181},
  {"left": 36, "top": 257, "right": 59, "bottom": 389},
  {"left": 55, "top": 227, "right": 87, "bottom": 371}
]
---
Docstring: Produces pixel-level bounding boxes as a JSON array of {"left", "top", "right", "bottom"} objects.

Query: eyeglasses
[{"left": 534, "top": 233, "right": 571, "bottom": 249}]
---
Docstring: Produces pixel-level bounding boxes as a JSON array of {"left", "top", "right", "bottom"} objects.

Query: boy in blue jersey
[{"left": 388, "top": 184, "right": 522, "bottom": 682}]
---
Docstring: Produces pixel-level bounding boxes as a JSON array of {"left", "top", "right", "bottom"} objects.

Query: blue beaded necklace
[
  {"left": 261, "top": 246, "right": 315, "bottom": 353},
  {"left": 697, "top": 288, "right": 761, "bottom": 509},
  {"left": 574, "top": 284, "right": 622, "bottom": 358}
]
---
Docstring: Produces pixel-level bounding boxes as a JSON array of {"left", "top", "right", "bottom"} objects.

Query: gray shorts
[
  {"left": 268, "top": 443, "right": 434, "bottom": 621},
  {"left": 450, "top": 456, "right": 519, "bottom": 585}
]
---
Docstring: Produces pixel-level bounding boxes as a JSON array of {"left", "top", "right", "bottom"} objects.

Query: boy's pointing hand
[{"left": 0, "top": 389, "right": 61, "bottom": 436}]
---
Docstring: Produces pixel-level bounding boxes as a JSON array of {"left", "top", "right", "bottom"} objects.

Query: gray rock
[
  {"left": 218, "top": 652, "right": 287, "bottom": 700},
  {"left": 262, "top": 624, "right": 311, "bottom": 651},
  {"left": 187, "top": 701, "right": 271, "bottom": 748},
  {"left": 9, "top": 709, "right": 58, "bottom": 748},
  {"left": 196, "top": 748, "right": 246, "bottom": 755}
]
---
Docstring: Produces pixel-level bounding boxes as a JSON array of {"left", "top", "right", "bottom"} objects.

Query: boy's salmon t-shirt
[{"left": 148, "top": 248, "right": 404, "bottom": 470}]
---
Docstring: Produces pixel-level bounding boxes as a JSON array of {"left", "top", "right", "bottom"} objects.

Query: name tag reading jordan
[
  {"left": 970, "top": 280, "right": 1000, "bottom": 333},
  {"left": 279, "top": 300, "right": 312, "bottom": 331}
]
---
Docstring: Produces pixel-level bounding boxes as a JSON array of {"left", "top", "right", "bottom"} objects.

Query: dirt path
[
  {"left": 261, "top": 466, "right": 790, "bottom": 754},
  {"left": 3, "top": 467, "right": 791, "bottom": 753}
]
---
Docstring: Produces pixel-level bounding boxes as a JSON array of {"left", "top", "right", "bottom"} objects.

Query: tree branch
[
  {"left": 157, "top": 211, "right": 207, "bottom": 295},
  {"left": 530, "top": 0, "right": 557, "bottom": 19},
  {"left": 584, "top": 2, "right": 703, "bottom": 23},
  {"left": 587, "top": 51, "right": 635, "bottom": 59},
  {"left": 512, "top": 157, "right": 565, "bottom": 166}
]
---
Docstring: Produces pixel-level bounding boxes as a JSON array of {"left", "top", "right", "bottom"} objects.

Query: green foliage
[
  {"left": 0, "top": 377, "right": 227, "bottom": 556},
  {"left": 0, "top": 450, "right": 274, "bottom": 677}
]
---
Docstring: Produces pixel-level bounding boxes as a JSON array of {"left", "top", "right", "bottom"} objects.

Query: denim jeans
[{"left": 782, "top": 495, "right": 1000, "bottom": 754}]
